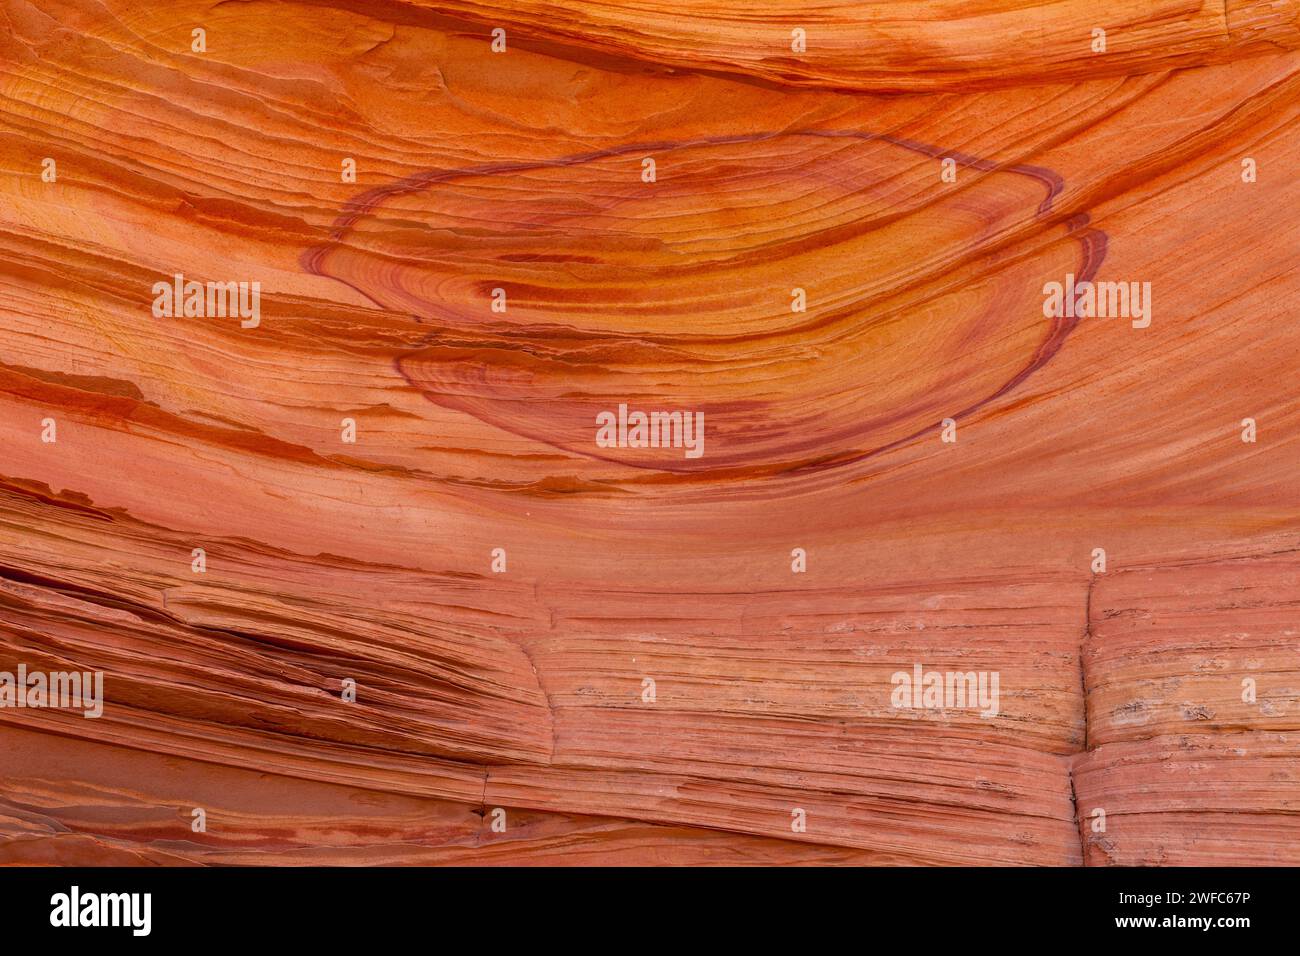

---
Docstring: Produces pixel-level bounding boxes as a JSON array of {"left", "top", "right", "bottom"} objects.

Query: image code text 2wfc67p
[{"left": 0, "top": 0, "right": 1298, "bottom": 866}]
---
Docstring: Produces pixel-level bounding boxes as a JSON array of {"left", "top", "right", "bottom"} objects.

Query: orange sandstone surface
[{"left": 0, "top": 0, "right": 1298, "bottom": 865}]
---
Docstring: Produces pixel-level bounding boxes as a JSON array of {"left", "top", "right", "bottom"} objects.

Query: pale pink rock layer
[
  {"left": 1076, "top": 554, "right": 1300, "bottom": 866},
  {"left": 0, "top": 0, "right": 1297, "bottom": 864}
]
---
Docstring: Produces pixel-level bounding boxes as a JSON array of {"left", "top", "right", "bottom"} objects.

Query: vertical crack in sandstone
[
  {"left": 1067, "top": 764, "right": 1085, "bottom": 867},
  {"left": 1081, "top": 574, "right": 1097, "bottom": 755},
  {"left": 1067, "top": 574, "right": 1101, "bottom": 866}
]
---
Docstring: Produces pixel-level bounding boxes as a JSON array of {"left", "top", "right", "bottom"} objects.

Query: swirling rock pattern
[{"left": 0, "top": 0, "right": 1297, "bottom": 865}]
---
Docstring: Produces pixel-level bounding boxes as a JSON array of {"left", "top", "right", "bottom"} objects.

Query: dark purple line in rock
[{"left": 303, "top": 130, "right": 1104, "bottom": 479}]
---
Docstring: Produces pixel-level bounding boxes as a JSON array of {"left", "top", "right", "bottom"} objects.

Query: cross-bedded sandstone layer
[{"left": 0, "top": 0, "right": 1297, "bottom": 865}]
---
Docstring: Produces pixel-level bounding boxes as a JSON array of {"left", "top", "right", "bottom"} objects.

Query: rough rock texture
[
  {"left": 0, "top": 0, "right": 1297, "bottom": 865},
  {"left": 1076, "top": 554, "right": 1300, "bottom": 865}
]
